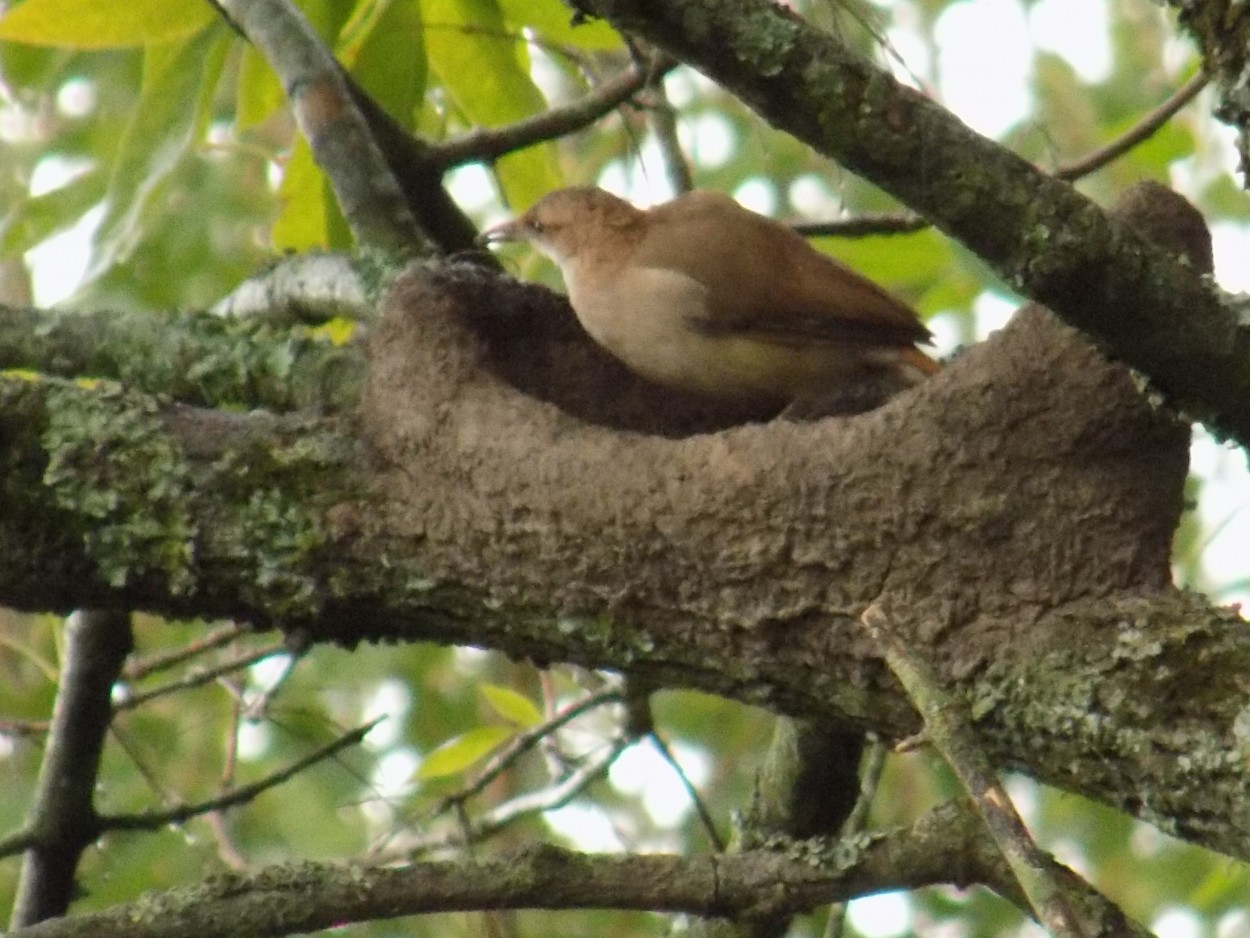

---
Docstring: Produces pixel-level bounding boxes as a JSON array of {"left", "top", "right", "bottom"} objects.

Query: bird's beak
[{"left": 476, "top": 219, "right": 523, "bottom": 248}]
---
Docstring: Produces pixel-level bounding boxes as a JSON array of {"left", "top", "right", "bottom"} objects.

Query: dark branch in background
[
  {"left": 793, "top": 212, "right": 928, "bottom": 239},
  {"left": 212, "top": 0, "right": 428, "bottom": 253},
  {"left": 794, "top": 68, "right": 1209, "bottom": 238},
  {"left": 116, "top": 641, "right": 287, "bottom": 712},
  {"left": 0, "top": 720, "right": 379, "bottom": 858},
  {"left": 123, "top": 621, "right": 249, "bottom": 681},
  {"left": 9, "top": 611, "right": 133, "bottom": 928},
  {"left": 641, "top": 58, "right": 694, "bottom": 194},
  {"left": 103, "top": 720, "right": 380, "bottom": 833},
  {"left": 647, "top": 730, "right": 723, "bottom": 851},
  {"left": 427, "top": 52, "right": 677, "bottom": 172}
]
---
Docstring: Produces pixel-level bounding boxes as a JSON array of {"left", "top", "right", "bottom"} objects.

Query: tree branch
[
  {"left": 571, "top": 0, "right": 1250, "bottom": 447},
  {"left": 10, "top": 611, "right": 132, "bottom": 927},
  {"left": 212, "top": 0, "right": 428, "bottom": 253},
  {"left": 0, "top": 301, "right": 365, "bottom": 413},
  {"left": 861, "top": 605, "right": 1082, "bottom": 938},
  {"left": 101, "top": 719, "right": 380, "bottom": 833},
  {"left": 7, "top": 798, "right": 1150, "bottom": 938},
  {"left": 3, "top": 262, "right": 1249, "bottom": 861},
  {"left": 427, "top": 53, "right": 677, "bottom": 172}
]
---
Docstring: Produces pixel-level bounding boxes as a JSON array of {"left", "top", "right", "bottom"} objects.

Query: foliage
[{"left": 1, "top": 1, "right": 1249, "bottom": 936}]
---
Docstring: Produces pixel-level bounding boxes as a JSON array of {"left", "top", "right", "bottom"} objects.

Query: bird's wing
[{"left": 635, "top": 191, "right": 931, "bottom": 348}]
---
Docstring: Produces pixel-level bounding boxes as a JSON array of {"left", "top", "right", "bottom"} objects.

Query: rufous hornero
[{"left": 479, "top": 186, "right": 938, "bottom": 414}]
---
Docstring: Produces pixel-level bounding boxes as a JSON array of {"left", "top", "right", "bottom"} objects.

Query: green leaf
[
  {"left": 480, "top": 683, "right": 544, "bottom": 728},
  {"left": 272, "top": 135, "right": 349, "bottom": 251},
  {"left": 85, "top": 27, "right": 231, "bottom": 284},
  {"left": 236, "top": 45, "right": 287, "bottom": 131},
  {"left": 416, "top": 725, "right": 514, "bottom": 779},
  {"left": 350, "top": 0, "right": 427, "bottom": 132},
  {"left": 0, "top": 0, "right": 215, "bottom": 48},
  {"left": 815, "top": 229, "right": 953, "bottom": 298},
  {"left": 422, "top": 0, "right": 562, "bottom": 207},
  {"left": 497, "top": 0, "right": 621, "bottom": 51}
]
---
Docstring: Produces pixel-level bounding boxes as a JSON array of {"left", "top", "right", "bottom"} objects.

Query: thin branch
[
  {"left": 792, "top": 211, "right": 929, "bottom": 239},
  {"left": 123, "top": 622, "right": 249, "bottom": 681},
  {"left": 242, "top": 648, "right": 305, "bottom": 719},
  {"left": 10, "top": 611, "right": 133, "bottom": 928},
  {"left": 101, "top": 719, "right": 381, "bottom": 833},
  {"left": 432, "top": 687, "right": 624, "bottom": 814},
  {"left": 824, "top": 736, "right": 888, "bottom": 938},
  {"left": 212, "top": 0, "right": 428, "bottom": 252},
  {"left": 1, "top": 717, "right": 378, "bottom": 859},
  {"left": 859, "top": 605, "right": 1083, "bottom": 938},
  {"left": 0, "top": 718, "right": 49, "bottom": 739},
  {"left": 641, "top": 60, "right": 693, "bottom": 194},
  {"left": 115, "top": 642, "right": 287, "bottom": 712},
  {"left": 400, "top": 735, "right": 630, "bottom": 857},
  {"left": 648, "top": 730, "right": 724, "bottom": 850},
  {"left": 1056, "top": 70, "right": 1209, "bottom": 181},
  {"left": 429, "top": 54, "right": 678, "bottom": 172},
  {"left": 794, "top": 71, "right": 1208, "bottom": 240},
  {"left": 207, "top": 679, "right": 251, "bottom": 870}
]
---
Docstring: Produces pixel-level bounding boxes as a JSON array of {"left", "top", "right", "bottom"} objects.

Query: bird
[{"left": 478, "top": 186, "right": 937, "bottom": 412}]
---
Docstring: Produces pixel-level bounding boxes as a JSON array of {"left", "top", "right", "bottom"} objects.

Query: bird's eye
[{"left": 529, "top": 220, "right": 545, "bottom": 234}]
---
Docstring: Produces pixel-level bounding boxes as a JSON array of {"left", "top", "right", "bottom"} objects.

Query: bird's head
[{"left": 477, "top": 186, "right": 644, "bottom": 266}]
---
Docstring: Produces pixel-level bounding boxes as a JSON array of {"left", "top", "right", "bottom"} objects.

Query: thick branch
[
  {"left": 3, "top": 262, "right": 1249, "bottom": 861},
  {"left": 570, "top": 0, "right": 1250, "bottom": 446},
  {"left": 5, "top": 805, "right": 1124, "bottom": 938},
  {"left": 0, "top": 302, "right": 364, "bottom": 412}
]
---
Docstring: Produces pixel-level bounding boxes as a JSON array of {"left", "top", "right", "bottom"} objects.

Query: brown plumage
[{"left": 480, "top": 186, "right": 937, "bottom": 409}]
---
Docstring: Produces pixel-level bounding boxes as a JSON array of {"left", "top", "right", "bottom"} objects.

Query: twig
[
  {"left": 647, "top": 731, "right": 724, "bottom": 850},
  {"left": 823, "top": 735, "right": 887, "bottom": 938},
  {"left": 401, "top": 735, "right": 630, "bottom": 857},
  {"left": 1057, "top": 70, "right": 1209, "bottom": 181},
  {"left": 792, "top": 211, "right": 928, "bottom": 239},
  {"left": 432, "top": 687, "right": 624, "bottom": 815},
  {"left": 429, "top": 54, "right": 678, "bottom": 172},
  {"left": 241, "top": 648, "right": 304, "bottom": 719},
  {"left": 641, "top": 60, "right": 693, "bottom": 194},
  {"left": 0, "top": 718, "right": 49, "bottom": 739},
  {"left": 123, "top": 622, "right": 249, "bottom": 681},
  {"left": 115, "top": 642, "right": 287, "bottom": 712},
  {"left": 101, "top": 719, "right": 381, "bottom": 833},
  {"left": 859, "top": 605, "right": 1084, "bottom": 938},
  {"left": 794, "top": 70, "right": 1208, "bottom": 240},
  {"left": 207, "top": 682, "right": 251, "bottom": 870},
  {"left": 9, "top": 611, "right": 133, "bottom": 927}
]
